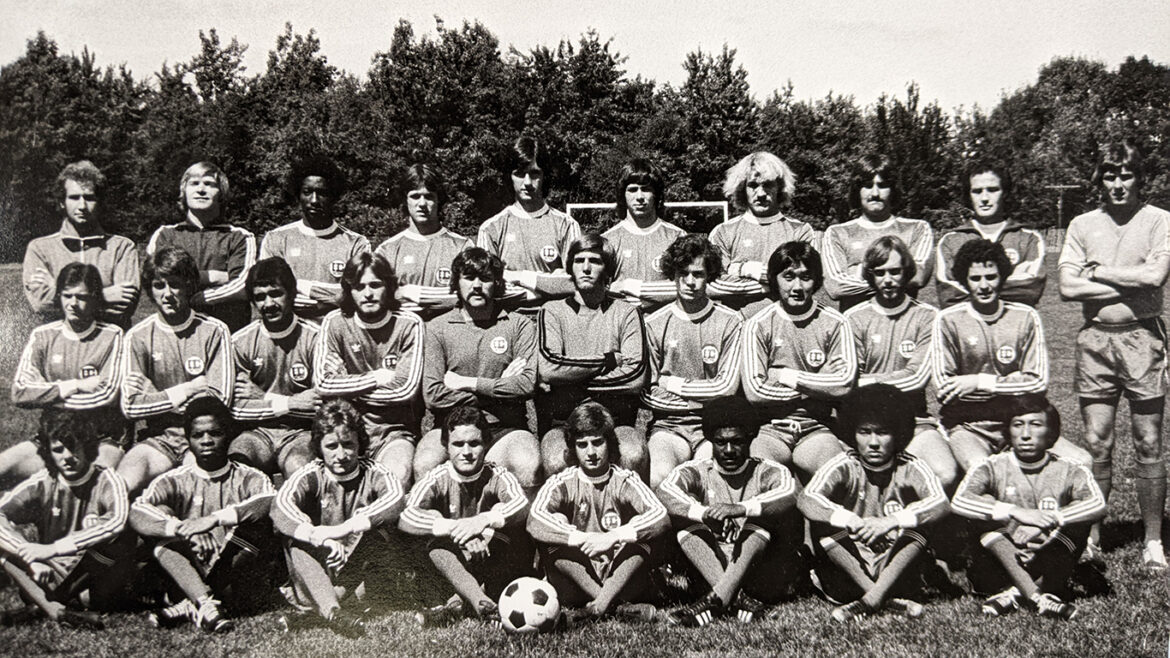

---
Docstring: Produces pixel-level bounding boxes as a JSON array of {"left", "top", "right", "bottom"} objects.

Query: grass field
[{"left": 0, "top": 262, "right": 1166, "bottom": 657}]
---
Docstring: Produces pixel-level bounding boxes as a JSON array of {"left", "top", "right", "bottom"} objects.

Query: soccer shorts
[
  {"left": 1075, "top": 319, "right": 1168, "bottom": 401},
  {"left": 140, "top": 425, "right": 188, "bottom": 467},
  {"left": 813, "top": 529, "right": 927, "bottom": 603},
  {"left": 914, "top": 416, "right": 941, "bottom": 436},
  {"left": 755, "top": 417, "right": 837, "bottom": 451},
  {"left": 368, "top": 428, "right": 417, "bottom": 461},
  {"left": 234, "top": 425, "right": 311, "bottom": 460},
  {"left": 943, "top": 420, "right": 1007, "bottom": 454},
  {"left": 648, "top": 413, "right": 705, "bottom": 451}
]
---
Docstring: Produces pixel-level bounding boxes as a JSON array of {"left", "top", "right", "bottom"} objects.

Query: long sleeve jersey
[
  {"left": 658, "top": 457, "right": 796, "bottom": 541},
  {"left": 147, "top": 220, "right": 256, "bottom": 330},
  {"left": 602, "top": 218, "right": 687, "bottom": 310},
  {"left": 422, "top": 307, "right": 535, "bottom": 430},
  {"left": 708, "top": 212, "right": 815, "bottom": 303},
  {"left": 0, "top": 465, "right": 128, "bottom": 561},
  {"left": 477, "top": 204, "right": 580, "bottom": 305},
  {"left": 822, "top": 216, "right": 934, "bottom": 310},
  {"left": 642, "top": 301, "right": 742, "bottom": 415},
  {"left": 844, "top": 297, "right": 937, "bottom": 414},
  {"left": 22, "top": 227, "right": 140, "bottom": 327},
  {"left": 935, "top": 220, "right": 1046, "bottom": 309},
  {"left": 12, "top": 321, "right": 122, "bottom": 411},
  {"left": 537, "top": 296, "right": 648, "bottom": 396},
  {"left": 799, "top": 451, "right": 949, "bottom": 532},
  {"left": 376, "top": 228, "right": 473, "bottom": 320},
  {"left": 231, "top": 318, "right": 319, "bottom": 427},
  {"left": 259, "top": 219, "right": 371, "bottom": 321},
  {"left": 399, "top": 462, "right": 528, "bottom": 536},
  {"left": 528, "top": 465, "right": 667, "bottom": 547}
]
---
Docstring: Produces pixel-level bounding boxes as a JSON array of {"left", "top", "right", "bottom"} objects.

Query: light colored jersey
[
  {"left": 642, "top": 301, "right": 742, "bottom": 414},
  {"left": 528, "top": 465, "right": 667, "bottom": 546},
  {"left": 231, "top": 318, "right": 319, "bottom": 427},
  {"left": 399, "top": 461, "right": 528, "bottom": 535},
  {"left": 12, "top": 321, "right": 122, "bottom": 411},
  {"left": 936, "top": 220, "right": 1046, "bottom": 308},
  {"left": 22, "top": 227, "right": 140, "bottom": 327},
  {"left": 658, "top": 457, "right": 796, "bottom": 540},
  {"left": 259, "top": 220, "right": 371, "bottom": 320},
  {"left": 845, "top": 297, "right": 936, "bottom": 413},
  {"left": 0, "top": 465, "right": 128, "bottom": 560},
  {"left": 708, "top": 212, "right": 815, "bottom": 301},
  {"left": 822, "top": 216, "right": 933, "bottom": 309},
  {"left": 952, "top": 452, "right": 1106, "bottom": 533},
  {"left": 602, "top": 218, "right": 686, "bottom": 309},
  {"left": 799, "top": 451, "right": 948, "bottom": 531},
  {"left": 477, "top": 204, "right": 580, "bottom": 304},
  {"left": 376, "top": 228, "right": 473, "bottom": 318}
]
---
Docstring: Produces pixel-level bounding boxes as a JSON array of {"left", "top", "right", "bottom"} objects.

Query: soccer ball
[{"left": 498, "top": 577, "right": 560, "bottom": 633}]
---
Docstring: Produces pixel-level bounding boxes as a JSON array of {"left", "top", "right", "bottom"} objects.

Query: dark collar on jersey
[
  {"left": 565, "top": 294, "right": 613, "bottom": 313},
  {"left": 172, "top": 219, "right": 232, "bottom": 233},
  {"left": 59, "top": 234, "right": 110, "bottom": 250},
  {"left": 447, "top": 461, "right": 486, "bottom": 483}
]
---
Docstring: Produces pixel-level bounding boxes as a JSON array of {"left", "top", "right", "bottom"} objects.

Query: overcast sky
[{"left": 3, "top": 0, "right": 1168, "bottom": 111}]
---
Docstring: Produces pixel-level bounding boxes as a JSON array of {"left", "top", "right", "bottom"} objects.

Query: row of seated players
[{"left": 0, "top": 387, "right": 1103, "bottom": 635}]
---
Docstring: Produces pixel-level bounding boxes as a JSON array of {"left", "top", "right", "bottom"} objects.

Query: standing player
[
  {"left": 602, "top": 159, "right": 686, "bottom": 312},
  {"left": 537, "top": 233, "right": 649, "bottom": 479},
  {"left": 147, "top": 162, "right": 256, "bottom": 331},
  {"left": 230, "top": 257, "right": 321, "bottom": 478},
  {"left": 259, "top": 155, "right": 370, "bottom": 322},
  {"left": 822, "top": 155, "right": 934, "bottom": 311},
  {"left": 528, "top": 401, "right": 668, "bottom": 622},
  {"left": 952, "top": 396, "right": 1105, "bottom": 620},
  {"left": 131, "top": 397, "right": 277, "bottom": 632},
  {"left": 658, "top": 396, "right": 801, "bottom": 626},
  {"left": 1057, "top": 141, "right": 1170, "bottom": 570},
  {"left": 936, "top": 162, "right": 1046, "bottom": 309},
  {"left": 119, "top": 247, "right": 234, "bottom": 496},
  {"left": 23, "top": 160, "right": 140, "bottom": 328},
  {"left": 709, "top": 152, "right": 815, "bottom": 316},
  {"left": 741, "top": 241, "right": 856, "bottom": 480},
  {"left": 414, "top": 247, "right": 539, "bottom": 492},
  {"left": 643, "top": 235, "right": 742, "bottom": 488},
  {"left": 400, "top": 406, "right": 530, "bottom": 626},
  {"left": 798, "top": 385, "right": 949, "bottom": 622},
  {"left": 478, "top": 136, "right": 580, "bottom": 314},
  {"left": 315, "top": 252, "right": 423, "bottom": 488}
]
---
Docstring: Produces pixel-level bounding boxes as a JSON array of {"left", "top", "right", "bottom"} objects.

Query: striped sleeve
[
  {"left": 1057, "top": 463, "right": 1107, "bottom": 526},
  {"left": 798, "top": 453, "right": 855, "bottom": 526},
  {"left": 989, "top": 305, "right": 1047, "bottom": 395},
  {"left": 63, "top": 469, "right": 129, "bottom": 552},
  {"left": 822, "top": 224, "right": 871, "bottom": 300},
  {"left": 0, "top": 473, "right": 48, "bottom": 556},
  {"left": 675, "top": 311, "right": 742, "bottom": 400},
  {"left": 352, "top": 462, "right": 404, "bottom": 529},
  {"left": 793, "top": 308, "right": 857, "bottom": 388},
  {"left": 121, "top": 321, "right": 179, "bottom": 418},
  {"left": 741, "top": 308, "right": 800, "bottom": 402},
  {"left": 527, "top": 471, "right": 579, "bottom": 545},
  {"left": 615, "top": 469, "right": 668, "bottom": 542},
  {"left": 10, "top": 325, "right": 60, "bottom": 407},
  {"left": 201, "top": 226, "right": 256, "bottom": 304},
  {"left": 893, "top": 456, "right": 950, "bottom": 527},
  {"left": 130, "top": 469, "right": 183, "bottom": 537},
  {"left": 271, "top": 463, "right": 319, "bottom": 539},
  {"left": 744, "top": 460, "right": 797, "bottom": 518},
  {"left": 364, "top": 313, "right": 424, "bottom": 404},
  {"left": 657, "top": 460, "right": 707, "bottom": 521},
  {"left": 950, "top": 459, "right": 1000, "bottom": 520},
  {"left": 314, "top": 313, "right": 378, "bottom": 397},
  {"left": 65, "top": 325, "right": 123, "bottom": 410},
  {"left": 398, "top": 465, "right": 447, "bottom": 535}
]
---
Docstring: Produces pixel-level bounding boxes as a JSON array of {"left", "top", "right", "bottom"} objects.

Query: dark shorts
[
  {"left": 648, "top": 414, "right": 705, "bottom": 451},
  {"left": 943, "top": 420, "right": 1008, "bottom": 454},
  {"left": 234, "top": 426, "right": 310, "bottom": 460},
  {"left": 140, "top": 426, "right": 188, "bottom": 468},
  {"left": 1075, "top": 319, "right": 1168, "bottom": 401},
  {"left": 755, "top": 417, "right": 837, "bottom": 451}
]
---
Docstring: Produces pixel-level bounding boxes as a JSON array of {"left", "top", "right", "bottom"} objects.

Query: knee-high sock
[
  {"left": 286, "top": 544, "right": 340, "bottom": 619},
  {"left": 1136, "top": 460, "right": 1166, "bottom": 544},
  {"left": 591, "top": 548, "right": 646, "bottom": 614},
  {"left": 429, "top": 545, "right": 489, "bottom": 610},
  {"left": 860, "top": 536, "right": 924, "bottom": 609},
  {"left": 154, "top": 544, "right": 212, "bottom": 604},
  {"left": 1, "top": 559, "right": 65, "bottom": 619},
  {"left": 983, "top": 534, "right": 1038, "bottom": 598}
]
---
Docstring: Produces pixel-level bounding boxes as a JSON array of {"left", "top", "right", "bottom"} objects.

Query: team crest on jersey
[
  {"left": 1038, "top": 497, "right": 1058, "bottom": 511},
  {"left": 436, "top": 267, "right": 452, "bottom": 285},
  {"left": 996, "top": 345, "right": 1016, "bottom": 364},
  {"left": 290, "top": 362, "right": 309, "bottom": 382},
  {"left": 806, "top": 349, "right": 826, "bottom": 367},
  {"left": 540, "top": 245, "right": 559, "bottom": 263},
  {"left": 490, "top": 336, "right": 508, "bottom": 355},
  {"left": 79, "top": 365, "right": 98, "bottom": 378},
  {"left": 382, "top": 354, "right": 399, "bottom": 369},
  {"left": 329, "top": 260, "right": 346, "bottom": 278},
  {"left": 652, "top": 254, "right": 664, "bottom": 273},
  {"left": 898, "top": 340, "right": 917, "bottom": 358},
  {"left": 883, "top": 501, "right": 904, "bottom": 516},
  {"left": 701, "top": 345, "right": 719, "bottom": 365},
  {"left": 1004, "top": 248, "right": 1020, "bottom": 265},
  {"left": 184, "top": 357, "right": 205, "bottom": 375},
  {"left": 601, "top": 510, "right": 622, "bottom": 531}
]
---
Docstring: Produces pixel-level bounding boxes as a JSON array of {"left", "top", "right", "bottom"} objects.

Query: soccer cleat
[
  {"left": 327, "top": 608, "right": 367, "bottom": 639},
  {"left": 194, "top": 597, "right": 234, "bottom": 633},
  {"left": 57, "top": 609, "right": 105, "bottom": 630},
  {"left": 476, "top": 600, "right": 502, "bottom": 629},
  {"left": 0, "top": 605, "right": 43, "bottom": 627},
  {"left": 1031, "top": 593, "right": 1078, "bottom": 621},
  {"left": 830, "top": 600, "right": 870, "bottom": 623},
  {"left": 613, "top": 602, "right": 659, "bottom": 623},
  {"left": 981, "top": 586, "right": 1021, "bottom": 617},
  {"left": 557, "top": 606, "right": 599, "bottom": 630},
  {"left": 730, "top": 592, "right": 765, "bottom": 623},
  {"left": 885, "top": 598, "right": 924, "bottom": 618},
  {"left": 148, "top": 599, "right": 197, "bottom": 629},
  {"left": 416, "top": 596, "right": 465, "bottom": 628},
  {"left": 1080, "top": 540, "right": 1105, "bottom": 566},
  {"left": 667, "top": 592, "right": 721, "bottom": 627},
  {"left": 1142, "top": 541, "right": 1168, "bottom": 572}
]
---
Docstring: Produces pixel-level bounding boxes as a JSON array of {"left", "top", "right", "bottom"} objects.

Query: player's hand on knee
[
  {"left": 21, "top": 543, "right": 59, "bottom": 565},
  {"left": 30, "top": 561, "right": 54, "bottom": 585},
  {"left": 856, "top": 516, "right": 899, "bottom": 545},
  {"left": 704, "top": 503, "right": 746, "bottom": 523}
]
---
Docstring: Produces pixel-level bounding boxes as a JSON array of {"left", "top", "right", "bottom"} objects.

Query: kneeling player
[
  {"left": 400, "top": 406, "right": 531, "bottom": 626},
  {"left": 131, "top": 397, "right": 278, "bottom": 632},
  {"left": 528, "top": 401, "right": 668, "bottom": 622},
  {"left": 271, "top": 399, "right": 405, "bottom": 635},
  {"left": 657, "top": 397, "right": 801, "bottom": 626},
  {"left": 0, "top": 410, "right": 130, "bottom": 629},
  {"left": 798, "top": 384, "right": 949, "bottom": 622},
  {"left": 952, "top": 397, "right": 1105, "bottom": 620}
]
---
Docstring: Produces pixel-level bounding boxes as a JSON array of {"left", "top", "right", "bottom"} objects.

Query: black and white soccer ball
[{"left": 498, "top": 577, "right": 560, "bottom": 633}]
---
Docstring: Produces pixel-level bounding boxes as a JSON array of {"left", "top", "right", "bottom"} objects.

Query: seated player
[
  {"left": 0, "top": 410, "right": 131, "bottom": 629},
  {"left": 643, "top": 234, "right": 743, "bottom": 488},
  {"left": 844, "top": 236, "right": 956, "bottom": 489},
  {"left": 231, "top": 257, "right": 320, "bottom": 478},
  {"left": 952, "top": 396, "right": 1105, "bottom": 620},
  {"left": 271, "top": 399, "right": 405, "bottom": 636},
  {"left": 537, "top": 233, "right": 649, "bottom": 479},
  {"left": 798, "top": 384, "right": 949, "bottom": 622},
  {"left": 131, "top": 397, "right": 277, "bottom": 632},
  {"left": 315, "top": 251, "right": 423, "bottom": 488},
  {"left": 657, "top": 397, "right": 802, "bottom": 626},
  {"left": 400, "top": 406, "right": 531, "bottom": 626},
  {"left": 146, "top": 161, "right": 255, "bottom": 331},
  {"left": 741, "top": 241, "right": 856, "bottom": 480},
  {"left": 528, "top": 401, "right": 668, "bottom": 622},
  {"left": 415, "top": 247, "right": 539, "bottom": 492},
  {"left": 120, "top": 247, "right": 234, "bottom": 497},
  {"left": 7, "top": 263, "right": 124, "bottom": 488},
  {"left": 259, "top": 154, "right": 371, "bottom": 322},
  {"left": 709, "top": 151, "right": 815, "bottom": 317},
  {"left": 603, "top": 158, "right": 686, "bottom": 312}
]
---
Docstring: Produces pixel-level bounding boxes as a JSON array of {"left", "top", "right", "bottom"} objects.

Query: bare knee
[{"left": 494, "top": 431, "right": 541, "bottom": 487}]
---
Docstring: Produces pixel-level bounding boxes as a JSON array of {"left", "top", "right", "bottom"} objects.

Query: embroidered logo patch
[
  {"left": 184, "top": 357, "right": 205, "bottom": 375},
  {"left": 1039, "top": 497, "right": 1058, "bottom": 511},
  {"left": 601, "top": 510, "right": 621, "bottom": 531},
  {"left": 436, "top": 267, "right": 452, "bottom": 285},
  {"left": 1004, "top": 248, "right": 1020, "bottom": 265},
  {"left": 329, "top": 260, "right": 346, "bottom": 278},
  {"left": 290, "top": 362, "right": 309, "bottom": 382},
  {"left": 898, "top": 340, "right": 917, "bottom": 357},
  {"left": 490, "top": 336, "right": 508, "bottom": 354},
  {"left": 806, "top": 349, "right": 826, "bottom": 367},
  {"left": 996, "top": 345, "right": 1016, "bottom": 364},
  {"left": 652, "top": 254, "right": 664, "bottom": 273},
  {"left": 701, "top": 345, "right": 719, "bottom": 364},
  {"left": 382, "top": 354, "right": 399, "bottom": 369},
  {"left": 540, "top": 245, "right": 559, "bottom": 263},
  {"left": 79, "top": 365, "right": 98, "bottom": 378},
  {"left": 883, "top": 501, "right": 904, "bottom": 516}
]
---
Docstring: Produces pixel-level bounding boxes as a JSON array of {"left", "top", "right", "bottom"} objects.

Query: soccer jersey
[
  {"left": 658, "top": 457, "right": 796, "bottom": 540},
  {"left": 935, "top": 220, "right": 1046, "bottom": 308},
  {"left": 259, "top": 220, "right": 371, "bottom": 321},
  {"left": 642, "top": 301, "right": 742, "bottom": 415},
  {"left": 399, "top": 461, "right": 528, "bottom": 535},
  {"left": 22, "top": 225, "right": 140, "bottom": 327},
  {"left": 1058, "top": 204, "right": 1170, "bottom": 324},
  {"left": 822, "top": 216, "right": 934, "bottom": 310},
  {"left": 845, "top": 297, "right": 936, "bottom": 414},
  {"left": 231, "top": 318, "right": 319, "bottom": 428},
  {"left": 708, "top": 212, "right": 816, "bottom": 302},
  {"left": 376, "top": 228, "right": 473, "bottom": 319},
  {"left": 528, "top": 465, "right": 667, "bottom": 546},
  {"left": 0, "top": 465, "right": 128, "bottom": 563},
  {"left": 477, "top": 204, "right": 580, "bottom": 305},
  {"left": 422, "top": 307, "right": 535, "bottom": 430},
  {"left": 147, "top": 219, "right": 257, "bottom": 331},
  {"left": 12, "top": 321, "right": 122, "bottom": 411},
  {"left": 799, "top": 451, "right": 948, "bottom": 531},
  {"left": 741, "top": 301, "right": 857, "bottom": 423},
  {"left": 537, "top": 296, "right": 647, "bottom": 396},
  {"left": 602, "top": 218, "right": 686, "bottom": 310}
]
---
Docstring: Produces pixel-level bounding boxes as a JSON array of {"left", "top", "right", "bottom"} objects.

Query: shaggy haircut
[
  {"left": 565, "top": 233, "right": 617, "bottom": 287},
  {"left": 399, "top": 163, "right": 449, "bottom": 211},
  {"left": 310, "top": 399, "right": 370, "bottom": 459},
  {"left": 1091, "top": 140, "right": 1145, "bottom": 189},
  {"left": 660, "top": 234, "right": 723, "bottom": 281},
  {"left": 862, "top": 235, "right": 917, "bottom": 290},
  {"left": 766, "top": 240, "right": 824, "bottom": 299},
  {"left": 177, "top": 161, "right": 231, "bottom": 217},
  {"left": 246, "top": 257, "right": 298, "bottom": 301},
  {"left": 449, "top": 247, "right": 506, "bottom": 303},
  {"left": 615, "top": 158, "right": 666, "bottom": 219},
  {"left": 722, "top": 152, "right": 796, "bottom": 212},
  {"left": 563, "top": 401, "right": 620, "bottom": 467},
  {"left": 35, "top": 409, "right": 100, "bottom": 477},
  {"left": 509, "top": 136, "right": 548, "bottom": 195},
  {"left": 141, "top": 247, "right": 199, "bottom": 302},
  {"left": 287, "top": 153, "right": 347, "bottom": 201},
  {"left": 961, "top": 160, "right": 1015, "bottom": 212},
  {"left": 440, "top": 405, "right": 493, "bottom": 448},
  {"left": 952, "top": 238, "right": 1013, "bottom": 291},
  {"left": 339, "top": 251, "right": 399, "bottom": 315},
  {"left": 54, "top": 262, "right": 107, "bottom": 318},
  {"left": 848, "top": 154, "right": 902, "bottom": 212},
  {"left": 839, "top": 384, "right": 916, "bottom": 454}
]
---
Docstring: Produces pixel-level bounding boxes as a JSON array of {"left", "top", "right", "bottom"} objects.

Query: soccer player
[
  {"left": 146, "top": 161, "right": 256, "bottom": 331},
  {"left": 709, "top": 151, "right": 815, "bottom": 317},
  {"left": 271, "top": 399, "right": 405, "bottom": 636},
  {"left": 119, "top": 247, "right": 234, "bottom": 497},
  {"left": 536, "top": 233, "right": 649, "bottom": 479},
  {"left": 22, "top": 160, "right": 140, "bottom": 328},
  {"left": 259, "top": 155, "right": 371, "bottom": 322},
  {"left": 376, "top": 164, "right": 474, "bottom": 321},
  {"left": 741, "top": 241, "right": 856, "bottom": 480},
  {"left": 528, "top": 401, "right": 668, "bottom": 621},
  {"left": 936, "top": 161, "right": 1046, "bottom": 309},
  {"left": 477, "top": 136, "right": 580, "bottom": 314},
  {"left": 643, "top": 234, "right": 742, "bottom": 488},
  {"left": 0, "top": 410, "right": 130, "bottom": 629},
  {"left": 8, "top": 263, "right": 124, "bottom": 487},
  {"left": 131, "top": 397, "right": 277, "bottom": 632},
  {"left": 315, "top": 251, "right": 423, "bottom": 488},
  {"left": 844, "top": 236, "right": 956, "bottom": 489},
  {"left": 230, "top": 257, "right": 321, "bottom": 478},
  {"left": 798, "top": 384, "right": 949, "bottom": 622},
  {"left": 602, "top": 158, "right": 686, "bottom": 312},
  {"left": 822, "top": 155, "right": 934, "bottom": 311},
  {"left": 952, "top": 396, "right": 1105, "bottom": 620},
  {"left": 400, "top": 406, "right": 530, "bottom": 626},
  {"left": 1057, "top": 141, "right": 1170, "bottom": 570},
  {"left": 414, "top": 247, "right": 539, "bottom": 492},
  {"left": 657, "top": 396, "right": 801, "bottom": 626}
]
